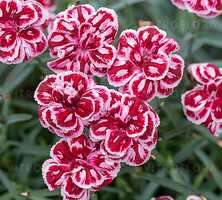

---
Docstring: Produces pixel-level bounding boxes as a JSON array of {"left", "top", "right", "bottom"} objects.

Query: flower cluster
[
  {"left": 32, "top": 3, "right": 185, "bottom": 200},
  {"left": 182, "top": 63, "right": 222, "bottom": 136},
  {"left": 171, "top": 0, "right": 222, "bottom": 18},
  {"left": 108, "top": 26, "right": 184, "bottom": 101},
  {"left": 0, "top": 0, "right": 48, "bottom": 64},
  {"left": 35, "top": 71, "right": 159, "bottom": 199}
]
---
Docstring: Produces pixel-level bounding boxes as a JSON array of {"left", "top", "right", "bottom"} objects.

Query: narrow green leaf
[
  {"left": 111, "top": 0, "right": 145, "bottom": 10},
  {"left": 133, "top": 173, "right": 197, "bottom": 195},
  {"left": 175, "top": 138, "right": 207, "bottom": 163},
  {"left": 193, "top": 126, "right": 218, "bottom": 145},
  {"left": 195, "top": 150, "right": 222, "bottom": 191},
  {"left": 3, "top": 63, "right": 34, "bottom": 93},
  {"left": 6, "top": 114, "right": 32, "bottom": 125},
  {"left": 135, "top": 171, "right": 165, "bottom": 200},
  {"left": 0, "top": 169, "right": 15, "bottom": 193}
]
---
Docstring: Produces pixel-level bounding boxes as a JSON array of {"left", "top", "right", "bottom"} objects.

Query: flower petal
[
  {"left": 161, "top": 55, "right": 184, "bottom": 88},
  {"left": 183, "top": 102, "right": 212, "bottom": 124},
  {"left": 142, "top": 52, "right": 170, "bottom": 81},
  {"left": 42, "top": 159, "right": 68, "bottom": 191},
  {"left": 76, "top": 97, "right": 95, "bottom": 120},
  {"left": 0, "top": 0, "right": 22, "bottom": 24},
  {"left": 211, "top": 98, "right": 222, "bottom": 122},
  {"left": 34, "top": 75, "right": 56, "bottom": 105},
  {"left": 117, "top": 29, "right": 139, "bottom": 59},
  {"left": 128, "top": 74, "right": 157, "bottom": 101},
  {"left": 72, "top": 166, "right": 105, "bottom": 189},
  {"left": 138, "top": 26, "right": 166, "bottom": 51},
  {"left": 90, "top": 118, "right": 112, "bottom": 141},
  {"left": 50, "top": 140, "right": 73, "bottom": 164},
  {"left": 181, "top": 86, "right": 209, "bottom": 112},
  {"left": 189, "top": 63, "right": 221, "bottom": 84},
  {"left": 65, "top": 4, "right": 95, "bottom": 25},
  {"left": 62, "top": 177, "right": 86, "bottom": 199},
  {"left": 87, "top": 7, "right": 118, "bottom": 43},
  {"left": 104, "top": 129, "right": 132, "bottom": 157},
  {"left": 108, "top": 59, "right": 136, "bottom": 87},
  {"left": 88, "top": 44, "right": 116, "bottom": 77},
  {"left": 157, "top": 81, "right": 174, "bottom": 98}
]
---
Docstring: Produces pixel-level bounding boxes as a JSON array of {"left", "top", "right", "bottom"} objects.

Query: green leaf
[
  {"left": 175, "top": 138, "right": 207, "bottom": 163},
  {"left": 133, "top": 173, "right": 197, "bottom": 195},
  {"left": 192, "top": 32, "right": 222, "bottom": 52},
  {"left": 0, "top": 169, "right": 15, "bottom": 193},
  {"left": 3, "top": 63, "right": 34, "bottom": 93},
  {"left": 195, "top": 150, "right": 222, "bottom": 191},
  {"left": 6, "top": 114, "right": 32, "bottom": 125},
  {"left": 135, "top": 171, "right": 165, "bottom": 200},
  {"left": 193, "top": 126, "right": 218, "bottom": 145}
]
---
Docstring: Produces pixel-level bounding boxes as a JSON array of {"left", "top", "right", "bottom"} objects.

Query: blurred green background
[{"left": 0, "top": 0, "right": 222, "bottom": 199}]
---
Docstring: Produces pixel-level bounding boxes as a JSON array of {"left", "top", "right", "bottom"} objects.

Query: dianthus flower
[
  {"left": 108, "top": 25, "right": 184, "bottom": 101},
  {"left": 43, "top": 135, "right": 120, "bottom": 200},
  {"left": 34, "top": 71, "right": 110, "bottom": 138},
  {"left": 47, "top": 4, "right": 118, "bottom": 77},
  {"left": 0, "top": 0, "right": 47, "bottom": 64},
  {"left": 182, "top": 63, "right": 222, "bottom": 136},
  {"left": 171, "top": 0, "right": 222, "bottom": 18},
  {"left": 90, "top": 90, "right": 159, "bottom": 166}
]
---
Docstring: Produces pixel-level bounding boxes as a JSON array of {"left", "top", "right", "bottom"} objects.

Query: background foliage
[{"left": 0, "top": 0, "right": 222, "bottom": 199}]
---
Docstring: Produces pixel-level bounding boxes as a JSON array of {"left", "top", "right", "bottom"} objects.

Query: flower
[
  {"left": 42, "top": 135, "right": 120, "bottom": 200},
  {"left": 171, "top": 0, "right": 222, "bottom": 18},
  {"left": 90, "top": 91, "right": 159, "bottom": 166},
  {"left": 34, "top": 71, "right": 109, "bottom": 138},
  {"left": 47, "top": 4, "right": 118, "bottom": 77},
  {"left": 0, "top": 0, "right": 47, "bottom": 64},
  {"left": 108, "top": 25, "right": 184, "bottom": 101},
  {"left": 182, "top": 63, "right": 222, "bottom": 136}
]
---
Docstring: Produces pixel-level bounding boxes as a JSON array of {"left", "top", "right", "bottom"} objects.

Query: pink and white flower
[
  {"left": 108, "top": 25, "right": 184, "bottom": 101},
  {"left": 47, "top": 4, "right": 118, "bottom": 77},
  {"left": 182, "top": 63, "right": 222, "bottom": 136},
  {"left": 171, "top": 0, "right": 222, "bottom": 18},
  {"left": 34, "top": 71, "right": 109, "bottom": 138},
  {"left": 42, "top": 135, "right": 120, "bottom": 200},
  {"left": 90, "top": 92, "right": 159, "bottom": 166},
  {"left": 0, "top": 0, "right": 48, "bottom": 64}
]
